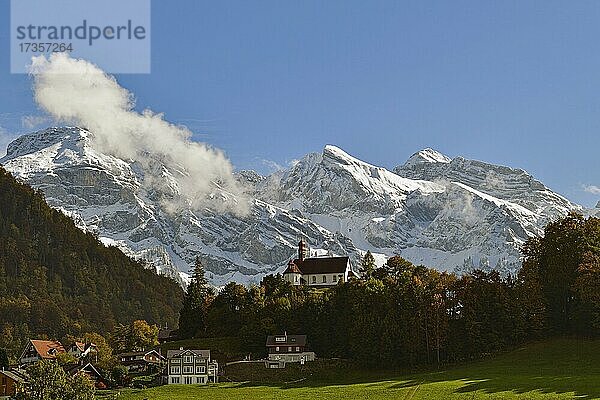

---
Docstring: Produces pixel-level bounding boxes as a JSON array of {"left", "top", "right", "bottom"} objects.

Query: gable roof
[
  {"left": 291, "top": 257, "right": 350, "bottom": 275},
  {"left": 283, "top": 261, "right": 302, "bottom": 274},
  {"left": 266, "top": 334, "right": 307, "bottom": 347},
  {"left": 73, "top": 342, "right": 85, "bottom": 352},
  {"left": 71, "top": 342, "right": 97, "bottom": 355},
  {"left": 158, "top": 328, "right": 174, "bottom": 340},
  {"left": 63, "top": 362, "right": 103, "bottom": 379},
  {"left": 28, "top": 340, "right": 66, "bottom": 359},
  {"left": 117, "top": 349, "right": 164, "bottom": 359},
  {"left": 166, "top": 349, "right": 210, "bottom": 359},
  {"left": 0, "top": 369, "right": 28, "bottom": 383}
]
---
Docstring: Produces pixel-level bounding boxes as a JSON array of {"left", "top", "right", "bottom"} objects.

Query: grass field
[{"left": 101, "top": 338, "right": 600, "bottom": 399}]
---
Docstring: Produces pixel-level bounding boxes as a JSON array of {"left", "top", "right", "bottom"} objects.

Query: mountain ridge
[{"left": 0, "top": 127, "right": 584, "bottom": 285}]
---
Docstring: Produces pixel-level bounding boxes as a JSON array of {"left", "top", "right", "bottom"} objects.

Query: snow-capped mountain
[
  {"left": 256, "top": 145, "right": 579, "bottom": 273},
  {"left": 0, "top": 127, "right": 583, "bottom": 285}
]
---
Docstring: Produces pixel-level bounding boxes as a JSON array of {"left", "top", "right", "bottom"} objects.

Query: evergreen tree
[
  {"left": 0, "top": 348, "right": 8, "bottom": 369},
  {"left": 178, "top": 257, "right": 215, "bottom": 338},
  {"left": 359, "top": 251, "right": 376, "bottom": 279}
]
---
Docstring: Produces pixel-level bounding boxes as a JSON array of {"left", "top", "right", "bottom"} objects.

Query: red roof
[
  {"left": 30, "top": 340, "right": 65, "bottom": 359},
  {"left": 284, "top": 260, "right": 302, "bottom": 274}
]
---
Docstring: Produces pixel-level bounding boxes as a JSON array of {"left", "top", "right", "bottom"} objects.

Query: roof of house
[
  {"left": 266, "top": 334, "right": 307, "bottom": 347},
  {"left": 117, "top": 349, "right": 164, "bottom": 359},
  {"left": 287, "top": 257, "right": 350, "bottom": 275},
  {"left": 73, "top": 342, "right": 85, "bottom": 352},
  {"left": 158, "top": 328, "right": 174, "bottom": 340},
  {"left": 0, "top": 369, "right": 28, "bottom": 383},
  {"left": 29, "top": 340, "right": 66, "bottom": 359},
  {"left": 166, "top": 349, "right": 210, "bottom": 359},
  {"left": 63, "top": 363, "right": 103, "bottom": 379},
  {"left": 283, "top": 260, "right": 302, "bottom": 274}
]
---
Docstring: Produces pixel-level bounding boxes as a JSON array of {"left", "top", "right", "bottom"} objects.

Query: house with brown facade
[
  {"left": 265, "top": 333, "right": 315, "bottom": 368},
  {"left": 0, "top": 369, "right": 27, "bottom": 398},
  {"left": 117, "top": 349, "right": 165, "bottom": 373}
]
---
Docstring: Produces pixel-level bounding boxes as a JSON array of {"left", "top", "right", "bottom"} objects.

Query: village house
[
  {"left": 265, "top": 333, "right": 315, "bottom": 368},
  {"left": 63, "top": 363, "right": 105, "bottom": 388},
  {"left": 117, "top": 349, "right": 165, "bottom": 373},
  {"left": 0, "top": 369, "right": 27, "bottom": 398},
  {"left": 158, "top": 327, "right": 177, "bottom": 344},
  {"left": 166, "top": 348, "right": 218, "bottom": 385},
  {"left": 67, "top": 342, "right": 98, "bottom": 361},
  {"left": 18, "top": 340, "right": 66, "bottom": 366},
  {"left": 283, "top": 239, "right": 358, "bottom": 287}
]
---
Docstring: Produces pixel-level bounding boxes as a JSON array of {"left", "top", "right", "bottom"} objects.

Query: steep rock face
[
  {"left": 0, "top": 128, "right": 585, "bottom": 285},
  {"left": 258, "top": 146, "right": 580, "bottom": 273},
  {"left": 394, "top": 150, "right": 575, "bottom": 229},
  {"left": 1, "top": 128, "right": 355, "bottom": 286}
]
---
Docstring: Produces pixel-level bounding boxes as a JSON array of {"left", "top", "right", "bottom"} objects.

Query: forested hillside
[{"left": 0, "top": 166, "right": 183, "bottom": 356}]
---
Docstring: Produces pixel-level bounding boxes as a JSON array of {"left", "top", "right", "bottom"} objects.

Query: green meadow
[{"left": 100, "top": 338, "right": 600, "bottom": 399}]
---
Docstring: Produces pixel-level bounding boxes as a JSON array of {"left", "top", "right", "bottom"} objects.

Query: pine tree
[
  {"left": 178, "top": 257, "right": 214, "bottom": 338},
  {"left": 0, "top": 348, "right": 8, "bottom": 369},
  {"left": 359, "top": 251, "right": 376, "bottom": 279}
]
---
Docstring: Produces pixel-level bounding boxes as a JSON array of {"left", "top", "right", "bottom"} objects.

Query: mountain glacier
[{"left": 0, "top": 127, "right": 583, "bottom": 286}]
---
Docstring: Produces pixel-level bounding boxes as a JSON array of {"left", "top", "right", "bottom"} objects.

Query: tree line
[{"left": 178, "top": 212, "right": 600, "bottom": 368}]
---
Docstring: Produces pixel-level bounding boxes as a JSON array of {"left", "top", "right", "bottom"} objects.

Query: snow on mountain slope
[
  {"left": 258, "top": 146, "right": 581, "bottom": 274},
  {"left": 395, "top": 150, "right": 577, "bottom": 229},
  {"left": 1, "top": 128, "right": 356, "bottom": 286},
  {"left": 0, "top": 127, "right": 584, "bottom": 285}
]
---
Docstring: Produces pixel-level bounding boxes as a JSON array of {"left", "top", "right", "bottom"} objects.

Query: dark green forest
[
  {"left": 0, "top": 166, "right": 183, "bottom": 357},
  {"left": 179, "top": 213, "right": 600, "bottom": 368}
]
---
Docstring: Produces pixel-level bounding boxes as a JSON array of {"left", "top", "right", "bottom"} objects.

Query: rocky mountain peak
[
  {"left": 403, "top": 148, "right": 452, "bottom": 168},
  {"left": 3, "top": 127, "right": 89, "bottom": 161}
]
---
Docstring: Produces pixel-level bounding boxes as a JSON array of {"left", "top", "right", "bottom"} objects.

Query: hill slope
[{"left": 0, "top": 165, "right": 183, "bottom": 353}]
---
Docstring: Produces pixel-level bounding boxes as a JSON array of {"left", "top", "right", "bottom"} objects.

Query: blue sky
[{"left": 1, "top": 0, "right": 599, "bottom": 206}]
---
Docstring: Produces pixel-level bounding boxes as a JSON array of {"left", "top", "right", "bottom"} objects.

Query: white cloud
[
  {"left": 21, "top": 115, "right": 50, "bottom": 130},
  {"left": 583, "top": 185, "right": 600, "bottom": 195},
  {"left": 29, "top": 53, "right": 249, "bottom": 215}
]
